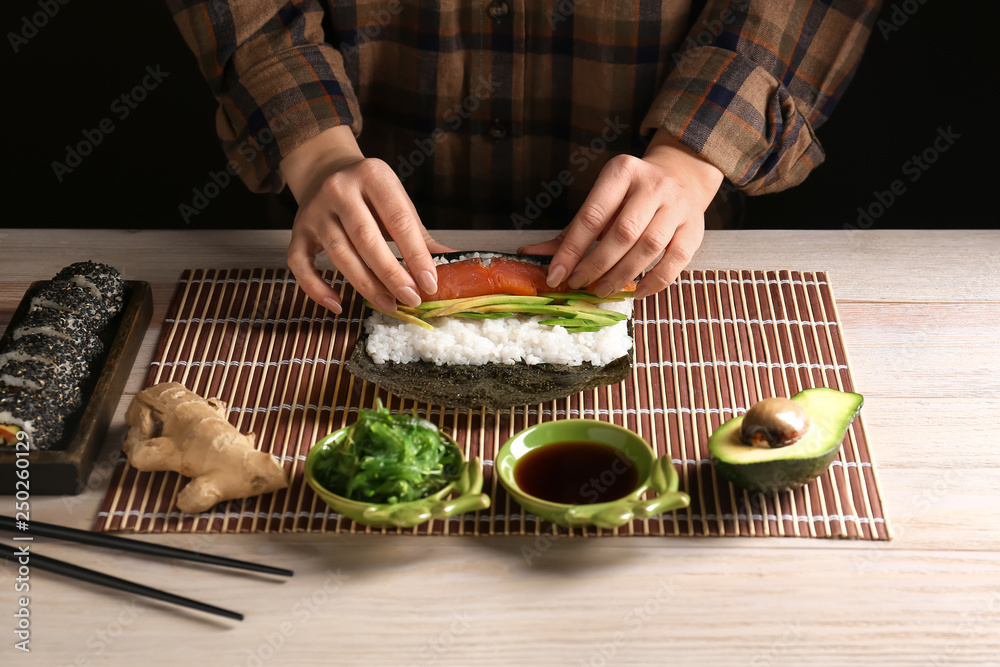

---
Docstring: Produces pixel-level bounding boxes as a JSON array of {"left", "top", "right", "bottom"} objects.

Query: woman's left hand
[{"left": 519, "top": 129, "right": 725, "bottom": 300}]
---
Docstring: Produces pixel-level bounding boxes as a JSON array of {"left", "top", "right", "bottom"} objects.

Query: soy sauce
[{"left": 514, "top": 441, "right": 639, "bottom": 504}]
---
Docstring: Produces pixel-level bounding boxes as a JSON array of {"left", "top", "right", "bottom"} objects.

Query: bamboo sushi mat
[{"left": 95, "top": 267, "right": 890, "bottom": 540}]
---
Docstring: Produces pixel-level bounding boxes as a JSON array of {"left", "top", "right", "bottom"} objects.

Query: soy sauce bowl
[
  {"left": 496, "top": 420, "right": 690, "bottom": 529},
  {"left": 305, "top": 428, "right": 491, "bottom": 528}
]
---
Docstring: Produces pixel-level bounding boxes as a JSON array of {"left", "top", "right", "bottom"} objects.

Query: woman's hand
[
  {"left": 281, "top": 126, "right": 451, "bottom": 314},
  {"left": 519, "top": 129, "right": 724, "bottom": 300}
]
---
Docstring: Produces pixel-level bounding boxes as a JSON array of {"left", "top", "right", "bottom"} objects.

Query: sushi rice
[{"left": 364, "top": 297, "right": 633, "bottom": 367}]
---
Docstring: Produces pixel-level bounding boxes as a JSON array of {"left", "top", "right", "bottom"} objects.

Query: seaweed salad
[{"left": 311, "top": 401, "right": 462, "bottom": 504}]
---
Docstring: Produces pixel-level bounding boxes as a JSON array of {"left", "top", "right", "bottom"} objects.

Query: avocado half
[{"left": 708, "top": 388, "right": 863, "bottom": 493}]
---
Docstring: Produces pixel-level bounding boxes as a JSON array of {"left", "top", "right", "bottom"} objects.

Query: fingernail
[
  {"left": 416, "top": 270, "right": 437, "bottom": 296},
  {"left": 567, "top": 272, "right": 587, "bottom": 290},
  {"left": 397, "top": 285, "right": 421, "bottom": 308},
  {"left": 594, "top": 280, "right": 615, "bottom": 298},
  {"left": 633, "top": 284, "right": 651, "bottom": 300},
  {"left": 322, "top": 297, "right": 342, "bottom": 315},
  {"left": 375, "top": 294, "right": 397, "bottom": 312},
  {"left": 546, "top": 264, "right": 567, "bottom": 288}
]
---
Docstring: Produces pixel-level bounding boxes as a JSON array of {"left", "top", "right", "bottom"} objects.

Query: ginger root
[{"left": 123, "top": 382, "right": 288, "bottom": 513}]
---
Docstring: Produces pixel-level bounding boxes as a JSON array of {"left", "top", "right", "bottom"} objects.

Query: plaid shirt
[{"left": 167, "top": 0, "right": 880, "bottom": 228}]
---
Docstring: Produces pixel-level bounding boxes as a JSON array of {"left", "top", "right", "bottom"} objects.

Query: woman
[{"left": 167, "top": 0, "right": 881, "bottom": 312}]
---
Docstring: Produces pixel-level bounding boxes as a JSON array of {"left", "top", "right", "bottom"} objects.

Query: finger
[
  {"left": 517, "top": 231, "right": 566, "bottom": 257},
  {"left": 287, "top": 231, "right": 343, "bottom": 314},
  {"left": 315, "top": 214, "right": 399, "bottom": 312},
  {"left": 546, "top": 159, "right": 633, "bottom": 287},
  {"left": 338, "top": 194, "right": 422, "bottom": 308},
  {"left": 565, "top": 193, "right": 661, "bottom": 294},
  {"left": 367, "top": 177, "right": 441, "bottom": 298},
  {"left": 633, "top": 216, "right": 704, "bottom": 300},
  {"left": 426, "top": 238, "right": 456, "bottom": 254},
  {"left": 595, "top": 206, "right": 680, "bottom": 298}
]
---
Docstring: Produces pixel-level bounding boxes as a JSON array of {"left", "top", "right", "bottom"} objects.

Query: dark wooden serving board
[{"left": 0, "top": 280, "right": 152, "bottom": 495}]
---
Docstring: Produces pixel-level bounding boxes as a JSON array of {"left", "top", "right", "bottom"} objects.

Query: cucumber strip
[
  {"left": 474, "top": 304, "right": 582, "bottom": 317},
  {"left": 451, "top": 312, "right": 513, "bottom": 319},
  {"left": 418, "top": 294, "right": 553, "bottom": 310},
  {"left": 363, "top": 300, "right": 436, "bottom": 331},
  {"left": 538, "top": 319, "right": 602, "bottom": 332},
  {"left": 563, "top": 300, "right": 627, "bottom": 321},
  {"left": 420, "top": 295, "right": 554, "bottom": 319},
  {"left": 539, "top": 314, "right": 613, "bottom": 326}
]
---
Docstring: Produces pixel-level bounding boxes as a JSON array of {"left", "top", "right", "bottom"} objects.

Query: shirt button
[
  {"left": 488, "top": 1, "right": 509, "bottom": 22},
  {"left": 488, "top": 119, "right": 507, "bottom": 141}
]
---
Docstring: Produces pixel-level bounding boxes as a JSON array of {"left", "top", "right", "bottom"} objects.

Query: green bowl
[
  {"left": 304, "top": 428, "right": 491, "bottom": 528},
  {"left": 496, "top": 420, "right": 690, "bottom": 529}
]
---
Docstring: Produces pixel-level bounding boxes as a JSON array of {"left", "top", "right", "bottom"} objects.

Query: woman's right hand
[{"left": 281, "top": 126, "right": 450, "bottom": 314}]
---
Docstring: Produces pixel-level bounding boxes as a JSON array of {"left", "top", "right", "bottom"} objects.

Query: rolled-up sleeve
[
  {"left": 166, "top": 0, "right": 361, "bottom": 193},
  {"left": 642, "top": 0, "right": 881, "bottom": 195}
]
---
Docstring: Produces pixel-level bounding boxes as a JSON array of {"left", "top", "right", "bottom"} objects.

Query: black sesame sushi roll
[
  {"left": 53, "top": 261, "right": 124, "bottom": 315},
  {"left": 30, "top": 281, "right": 114, "bottom": 330},
  {"left": 0, "top": 355, "right": 91, "bottom": 393},
  {"left": 0, "top": 386, "right": 80, "bottom": 450},
  {"left": 13, "top": 306, "right": 103, "bottom": 341},
  {"left": 6, "top": 332, "right": 103, "bottom": 368}
]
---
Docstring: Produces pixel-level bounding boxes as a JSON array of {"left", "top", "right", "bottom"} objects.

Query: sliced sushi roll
[
  {"left": 5, "top": 332, "right": 103, "bottom": 368},
  {"left": 53, "top": 261, "right": 124, "bottom": 315},
  {"left": 0, "top": 355, "right": 90, "bottom": 394},
  {"left": 1, "top": 260, "right": 124, "bottom": 451},
  {"left": 0, "top": 386, "right": 81, "bottom": 450},
  {"left": 13, "top": 306, "right": 104, "bottom": 341},
  {"left": 30, "top": 281, "right": 115, "bottom": 330}
]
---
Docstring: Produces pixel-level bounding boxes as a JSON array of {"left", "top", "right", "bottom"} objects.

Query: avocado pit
[{"left": 740, "top": 397, "right": 810, "bottom": 449}]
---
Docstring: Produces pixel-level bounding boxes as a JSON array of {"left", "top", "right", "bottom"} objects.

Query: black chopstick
[
  {"left": 0, "top": 516, "right": 292, "bottom": 577},
  {"left": 0, "top": 544, "right": 243, "bottom": 621}
]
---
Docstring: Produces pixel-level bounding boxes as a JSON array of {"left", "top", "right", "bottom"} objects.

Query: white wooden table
[{"left": 1, "top": 228, "right": 998, "bottom": 666}]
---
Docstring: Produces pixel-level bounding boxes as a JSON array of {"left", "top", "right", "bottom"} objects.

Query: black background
[{"left": 4, "top": 1, "right": 997, "bottom": 231}]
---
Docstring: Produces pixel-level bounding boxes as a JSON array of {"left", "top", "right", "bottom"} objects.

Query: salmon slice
[
  {"left": 487, "top": 258, "right": 550, "bottom": 296},
  {"left": 419, "top": 258, "right": 493, "bottom": 301},
  {"left": 418, "top": 256, "right": 637, "bottom": 302}
]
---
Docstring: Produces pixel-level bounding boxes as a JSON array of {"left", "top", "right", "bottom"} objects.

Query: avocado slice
[
  {"left": 708, "top": 388, "right": 863, "bottom": 493},
  {"left": 363, "top": 301, "right": 436, "bottom": 331},
  {"left": 0, "top": 424, "right": 22, "bottom": 447}
]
